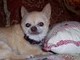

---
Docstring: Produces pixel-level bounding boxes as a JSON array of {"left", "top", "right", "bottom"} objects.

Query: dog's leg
[{"left": 0, "top": 41, "right": 12, "bottom": 59}]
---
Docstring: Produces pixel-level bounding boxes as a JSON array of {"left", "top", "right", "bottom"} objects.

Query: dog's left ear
[
  {"left": 21, "top": 6, "right": 29, "bottom": 18},
  {"left": 42, "top": 3, "right": 51, "bottom": 20}
]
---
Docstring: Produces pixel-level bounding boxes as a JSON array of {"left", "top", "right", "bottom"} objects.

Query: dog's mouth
[
  {"left": 29, "top": 30, "right": 42, "bottom": 35},
  {"left": 30, "top": 32, "right": 40, "bottom": 35}
]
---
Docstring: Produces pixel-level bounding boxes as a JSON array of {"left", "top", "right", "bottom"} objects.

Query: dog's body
[
  {"left": 0, "top": 4, "right": 51, "bottom": 60},
  {"left": 0, "top": 24, "right": 48, "bottom": 60}
]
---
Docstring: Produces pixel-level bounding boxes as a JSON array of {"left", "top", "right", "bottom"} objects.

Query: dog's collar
[{"left": 24, "top": 34, "right": 42, "bottom": 44}]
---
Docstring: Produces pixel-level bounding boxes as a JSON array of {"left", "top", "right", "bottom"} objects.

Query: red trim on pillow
[{"left": 43, "top": 40, "right": 80, "bottom": 51}]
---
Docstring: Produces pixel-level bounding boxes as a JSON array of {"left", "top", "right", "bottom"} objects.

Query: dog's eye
[
  {"left": 25, "top": 23, "right": 31, "bottom": 27},
  {"left": 38, "top": 22, "right": 44, "bottom": 26}
]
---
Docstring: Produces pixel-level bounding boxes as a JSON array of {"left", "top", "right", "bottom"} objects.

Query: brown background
[{"left": 0, "top": 0, "right": 80, "bottom": 27}]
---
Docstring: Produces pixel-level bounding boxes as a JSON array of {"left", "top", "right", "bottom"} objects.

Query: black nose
[{"left": 31, "top": 26, "right": 37, "bottom": 32}]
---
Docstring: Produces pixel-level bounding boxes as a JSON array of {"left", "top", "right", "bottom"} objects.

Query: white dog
[
  {"left": 0, "top": 3, "right": 51, "bottom": 60},
  {"left": 21, "top": 3, "right": 51, "bottom": 44}
]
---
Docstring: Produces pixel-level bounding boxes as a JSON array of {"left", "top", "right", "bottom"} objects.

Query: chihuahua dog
[
  {"left": 0, "top": 3, "right": 51, "bottom": 60},
  {"left": 21, "top": 3, "right": 51, "bottom": 44}
]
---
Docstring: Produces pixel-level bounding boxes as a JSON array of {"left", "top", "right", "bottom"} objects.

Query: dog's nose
[{"left": 31, "top": 26, "right": 37, "bottom": 32}]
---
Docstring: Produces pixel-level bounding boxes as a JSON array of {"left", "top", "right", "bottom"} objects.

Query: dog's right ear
[{"left": 21, "top": 6, "right": 29, "bottom": 18}]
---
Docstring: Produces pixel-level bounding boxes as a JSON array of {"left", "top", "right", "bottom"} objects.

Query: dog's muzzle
[
  {"left": 30, "top": 26, "right": 41, "bottom": 35},
  {"left": 31, "top": 26, "right": 37, "bottom": 32}
]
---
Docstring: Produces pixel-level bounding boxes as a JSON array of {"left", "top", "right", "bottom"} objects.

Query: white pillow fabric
[{"left": 44, "top": 21, "right": 80, "bottom": 55}]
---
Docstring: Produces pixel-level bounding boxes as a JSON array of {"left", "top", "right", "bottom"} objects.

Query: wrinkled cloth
[
  {"left": 43, "top": 21, "right": 80, "bottom": 55},
  {"left": 26, "top": 54, "right": 75, "bottom": 60}
]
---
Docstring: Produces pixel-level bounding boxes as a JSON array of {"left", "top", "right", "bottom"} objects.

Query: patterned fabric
[
  {"left": 7, "top": 0, "right": 80, "bottom": 25},
  {"left": 0, "top": 0, "right": 80, "bottom": 26},
  {"left": 26, "top": 54, "right": 74, "bottom": 60},
  {"left": 43, "top": 21, "right": 80, "bottom": 54}
]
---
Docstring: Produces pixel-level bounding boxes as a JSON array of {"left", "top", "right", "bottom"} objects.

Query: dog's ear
[
  {"left": 42, "top": 3, "right": 51, "bottom": 20},
  {"left": 21, "top": 6, "right": 29, "bottom": 18}
]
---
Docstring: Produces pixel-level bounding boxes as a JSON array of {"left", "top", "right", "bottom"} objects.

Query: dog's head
[{"left": 21, "top": 3, "right": 51, "bottom": 44}]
